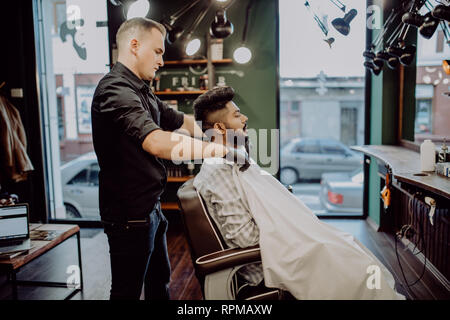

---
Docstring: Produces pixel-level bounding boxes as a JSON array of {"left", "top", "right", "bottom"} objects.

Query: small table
[{"left": 0, "top": 224, "right": 83, "bottom": 300}]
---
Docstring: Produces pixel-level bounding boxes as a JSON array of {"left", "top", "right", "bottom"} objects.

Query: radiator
[{"left": 392, "top": 185, "right": 450, "bottom": 283}]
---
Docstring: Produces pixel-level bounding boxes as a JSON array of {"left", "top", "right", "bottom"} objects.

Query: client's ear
[{"left": 213, "top": 122, "right": 227, "bottom": 135}]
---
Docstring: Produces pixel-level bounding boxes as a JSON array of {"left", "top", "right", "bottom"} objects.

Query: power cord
[{"left": 394, "top": 218, "right": 428, "bottom": 288}]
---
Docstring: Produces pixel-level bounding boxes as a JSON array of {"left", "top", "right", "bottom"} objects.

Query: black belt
[{"left": 101, "top": 201, "right": 160, "bottom": 228}]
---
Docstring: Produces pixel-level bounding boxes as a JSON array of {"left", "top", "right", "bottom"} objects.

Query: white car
[{"left": 60, "top": 152, "right": 99, "bottom": 219}]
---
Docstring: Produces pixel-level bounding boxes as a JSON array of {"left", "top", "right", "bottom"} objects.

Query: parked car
[
  {"left": 319, "top": 168, "right": 363, "bottom": 213},
  {"left": 280, "top": 137, "right": 362, "bottom": 185},
  {"left": 60, "top": 152, "right": 99, "bottom": 219}
]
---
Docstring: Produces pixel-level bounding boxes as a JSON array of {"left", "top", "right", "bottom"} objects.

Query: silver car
[
  {"left": 280, "top": 138, "right": 362, "bottom": 185},
  {"left": 60, "top": 152, "right": 99, "bottom": 219},
  {"left": 319, "top": 169, "right": 363, "bottom": 213}
]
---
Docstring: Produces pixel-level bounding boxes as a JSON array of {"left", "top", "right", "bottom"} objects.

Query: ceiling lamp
[
  {"left": 419, "top": 12, "right": 440, "bottom": 39},
  {"left": 432, "top": 4, "right": 450, "bottom": 23},
  {"left": 233, "top": 0, "right": 255, "bottom": 64},
  {"left": 183, "top": 3, "right": 213, "bottom": 56},
  {"left": 210, "top": 9, "right": 234, "bottom": 38},
  {"left": 331, "top": 8, "right": 358, "bottom": 36},
  {"left": 160, "top": 0, "right": 202, "bottom": 44},
  {"left": 126, "top": 0, "right": 150, "bottom": 20}
]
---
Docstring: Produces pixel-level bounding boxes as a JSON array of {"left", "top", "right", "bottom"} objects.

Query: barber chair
[{"left": 177, "top": 179, "right": 293, "bottom": 300}]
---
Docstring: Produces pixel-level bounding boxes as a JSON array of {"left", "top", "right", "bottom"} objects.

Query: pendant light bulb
[
  {"left": 185, "top": 38, "right": 201, "bottom": 56},
  {"left": 233, "top": 46, "right": 252, "bottom": 64},
  {"left": 126, "top": 0, "right": 150, "bottom": 20}
]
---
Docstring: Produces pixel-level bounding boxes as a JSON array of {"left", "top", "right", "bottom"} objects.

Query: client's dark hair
[{"left": 193, "top": 86, "right": 235, "bottom": 132}]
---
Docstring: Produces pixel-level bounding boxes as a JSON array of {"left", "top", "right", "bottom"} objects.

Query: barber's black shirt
[{"left": 91, "top": 62, "right": 184, "bottom": 222}]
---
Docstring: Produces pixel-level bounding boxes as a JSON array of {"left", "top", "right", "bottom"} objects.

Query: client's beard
[{"left": 228, "top": 132, "right": 251, "bottom": 171}]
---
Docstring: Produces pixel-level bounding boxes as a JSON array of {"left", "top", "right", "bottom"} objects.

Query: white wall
[{"left": 301, "top": 100, "right": 341, "bottom": 139}]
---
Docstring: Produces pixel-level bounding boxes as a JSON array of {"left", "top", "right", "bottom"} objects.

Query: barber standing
[{"left": 91, "top": 18, "right": 244, "bottom": 300}]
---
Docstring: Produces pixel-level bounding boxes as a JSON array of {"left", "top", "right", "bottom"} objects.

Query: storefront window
[
  {"left": 34, "top": 0, "right": 109, "bottom": 220},
  {"left": 415, "top": 23, "right": 450, "bottom": 144},
  {"left": 279, "top": 0, "right": 365, "bottom": 217}
]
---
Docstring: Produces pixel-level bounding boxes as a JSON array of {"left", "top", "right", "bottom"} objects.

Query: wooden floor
[{"left": 0, "top": 214, "right": 448, "bottom": 300}]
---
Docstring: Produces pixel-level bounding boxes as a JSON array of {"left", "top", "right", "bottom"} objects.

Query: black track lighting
[
  {"left": 364, "top": 61, "right": 382, "bottom": 75},
  {"left": 161, "top": 23, "right": 184, "bottom": 45},
  {"left": 399, "top": 44, "right": 416, "bottom": 66},
  {"left": 419, "top": 12, "right": 440, "bottom": 39},
  {"left": 387, "top": 56, "right": 400, "bottom": 70},
  {"left": 331, "top": 8, "right": 357, "bottom": 36},
  {"left": 375, "top": 50, "right": 392, "bottom": 62},
  {"left": 387, "top": 44, "right": 404, "bottom": 58},
  {"left": 159, "top": 0, "right": 202, "bottom": 44},
  {"left": 372, "top": 57, "right": 385, "bottom": 68},
  {"left": 363, "top": 50, "right": 376, "bottom": 60},
  {"left": 402, "top": 11, "right": 426, "bottom": 27},
  {"left": 432, "top": 4, "right": 450, "bottom": 23}
]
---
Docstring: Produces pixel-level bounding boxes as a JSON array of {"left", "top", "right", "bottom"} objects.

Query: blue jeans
[{"left": 104, "top": 203, "right": 171, "bottom": 300}]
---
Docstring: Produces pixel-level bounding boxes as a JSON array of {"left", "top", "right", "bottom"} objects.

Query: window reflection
[{"left": 415, "top": 24, "right": 450, "bottom": 144}]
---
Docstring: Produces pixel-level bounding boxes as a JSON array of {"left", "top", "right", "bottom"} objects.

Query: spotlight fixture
[
  {"left": 402, "top": 11, "right": 426, "bottom": 27},
  {"left": 363, "top": 51, "right": 375, "bottom": 60},
  {"left": 387, "top": 56, "right": 400, "bottom": 69},
  {"left": 331, "top": 8, "right": 357, "bottom": 36},
  {"left": 419, "top": 12, "right": 440, "bottom": 39},
  {"left": 384, "top": 20, "right": 414, "bottom": 70},
  {"left": 363, "top": 9, "right": 399, "bottom": 72},
  {"left": 375, "top": 50, "right": 392, "bottom": 62},
  {"left": 160, "top": 0, "right": 202, "bottom": 44},
  {"left": 372, "top": 58, "right": 385, "bottom": 69},
  {"left": 233, "top": 0, "right": 255, "bottom": 64},
  {"left": 364, "top": 61, "right": 382, "bottom": 75},
  {"left": 400, "top": 0, "right": 439, "bottom": 39},
  {"left": 399, "top": 44, "right": 417, "bottom": 66},
  {"left": 432, "top": 4, "right": 450, "bottom": 23},
  {"left": 183, "top": 3, "right": 213, "bottom": 56},
  {"left": 163, "top": 24, "right": 184, "bottom": 45},
  {"left": 210, "top": 9, "right": 234, "bottom": 38}
]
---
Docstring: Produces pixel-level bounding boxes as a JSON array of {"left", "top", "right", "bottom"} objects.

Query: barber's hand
[{"left": 224, "top": 147, "right": 251, "bottom": 172}]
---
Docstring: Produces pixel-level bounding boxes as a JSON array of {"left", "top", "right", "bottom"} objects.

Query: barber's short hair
[
  {"left": 116, "top": 17, "right": 166, "bottom": 49},
  {"left": 193, "top": 86, "right": 235, "bottom": 132}
]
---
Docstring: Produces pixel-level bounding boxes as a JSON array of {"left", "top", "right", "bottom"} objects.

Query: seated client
[{"left": 192, "top": 86, "right": 405, "bottom": 300}]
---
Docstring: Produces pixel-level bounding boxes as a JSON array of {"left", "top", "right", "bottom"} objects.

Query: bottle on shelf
[
  {"left": 199, "top": 75, "right": 209, "bottom": 90},
  {"left": 420, "top": 139, "right": 436, "bottom": 172}
]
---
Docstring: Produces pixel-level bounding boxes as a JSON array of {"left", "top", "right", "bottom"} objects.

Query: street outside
[{"left": 291, "top": 182, "right": 363, "bottom": 217}]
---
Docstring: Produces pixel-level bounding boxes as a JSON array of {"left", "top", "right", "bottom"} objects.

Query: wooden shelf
[
  {"left": 155, "top": 90, "right": 207, "bottom": 96},
  {"left": 164, "top": 59, "right": 232, "bottom": 66},
  {"left": 167, "top": 176, "right": 194, "bottom": 183},
  {"left": 161, "top": 202, "right": 180, "bottom": 210}
]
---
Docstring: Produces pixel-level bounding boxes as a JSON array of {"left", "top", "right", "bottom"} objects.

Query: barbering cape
[{"left": 228, "top": 160, "right": 405, "bottom": 300}]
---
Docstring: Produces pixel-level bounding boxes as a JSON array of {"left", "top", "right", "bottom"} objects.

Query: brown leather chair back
[{"left": 177, "top": 179, "right": 227, "bottom": 260}]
